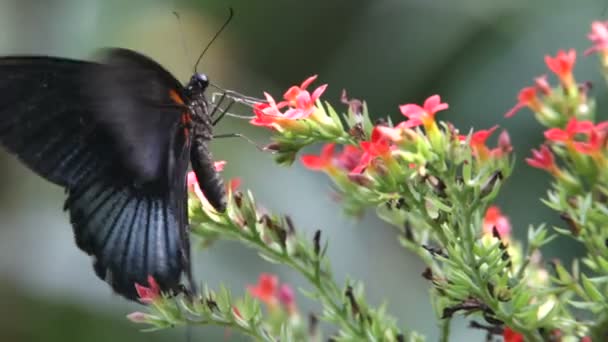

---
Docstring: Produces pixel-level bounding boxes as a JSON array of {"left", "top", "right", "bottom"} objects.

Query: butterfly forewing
[
  {"left": 85, "top": 48, "right": 189, "bottom": 183},
  {"left": 0, "top": 50, "right": 194, "bottom": 300}
]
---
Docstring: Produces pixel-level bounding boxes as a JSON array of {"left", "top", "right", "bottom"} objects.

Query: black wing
[{"left": 0, "top": 49, "right": 192, "bottom": 300}]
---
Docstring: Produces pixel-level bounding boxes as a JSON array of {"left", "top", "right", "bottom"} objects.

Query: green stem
[
  {"left": 457, "top": 204, "right": 543, "bottom": 342},
  {"left": 219, "top": 224, "right": 365, "bottom": 338},
  {"left": 439, "top": 318, "right": 451, "bottom": 342},
  {"left": 186, "top": 316, "right": 272, "bottom": 341}
]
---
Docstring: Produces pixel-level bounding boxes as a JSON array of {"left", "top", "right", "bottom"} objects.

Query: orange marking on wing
[
  {"left": 181, "top": 113, "right": 191, "bottom": 139},
  {"left": 169, "top": 89, "right": 185, "bottom": 105}
]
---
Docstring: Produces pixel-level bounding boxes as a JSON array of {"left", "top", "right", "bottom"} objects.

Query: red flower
[
  {"left": 248, "top": 273, "right": 279, "bottom": 306},
  {"left": 336, "top": 145, "right": 364, "bottom": 172},
  {"left": 545, "top": 49, "right": 576, "bottom": 88},
  {"left": 483, "top": 206, "right": 512, "bottom": 238},
  {"left": 301, "top": 143, "right": 336, "bottom": 171},
  {"left": 505, "top": 86, "right": 543, "bottom": 118},
  {"left": 248, "top": 273, "right": 298, "bottom": 314},
  {"left": 228, "top": 178, "right": 241, "bottom": 193},
  {"left": 526, "top": 145, "right": 558, "bottom": 174},
  {"left": 585, "top": 21, "right": 608, "bottom": 56},
  {"left": 573, "top": 121, "right": 608, "bottom": 155},
  {"left": 503, "top": 327, "right": 524, "bottom": 342},
  {"left": 398, "top": 94, "right": 448, "bottom": 128},
  {"left": 353, "top": 126, "right": 394, "bottom": 173},
  {"left": 544, "top": 117, "right": 595, "bottom": 153},
  {"left": 301, "top": 144, "right": 364, "bottom": 174},
  {"left": 545, "top": 117, "right": 593, "bottom": 142},
  {"left": 471, "top": 125, "right": 498, "bottom": 158},
  {"left": 460, "top": 126, "right": 506, "bottom": 161},
  {"left": 134, "top": 275, "right": 161, "bottom": 304}
]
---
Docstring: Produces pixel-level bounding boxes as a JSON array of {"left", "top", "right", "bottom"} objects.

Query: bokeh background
[{"left": 0, "top": 0, "right": 606, "bottom": 341}]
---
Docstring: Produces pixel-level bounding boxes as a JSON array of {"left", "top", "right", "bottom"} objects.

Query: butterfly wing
[
  {"left": 0, "top": 57, "right": 101, "bottom": 187},
  {"left": 0, "top": 50, "right": 193, "bottom": 300},
  {"left": 84, "top": 48, "right": 188, "bottom": 183}
]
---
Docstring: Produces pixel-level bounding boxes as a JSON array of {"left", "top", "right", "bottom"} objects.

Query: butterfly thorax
[{"left": 185, "top": 73, "right": 213, "bottom": 141}]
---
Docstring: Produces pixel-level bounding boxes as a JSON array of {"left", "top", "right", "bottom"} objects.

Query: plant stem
[
  {"left": 220, "top": 225, "right": 365, "bottom": 338},
  {"left": 439, "top": 318, "right": 451, "bottom": 342}
]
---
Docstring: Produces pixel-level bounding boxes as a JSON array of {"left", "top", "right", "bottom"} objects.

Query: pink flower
[
  {"left": 483, "top": 206, "right": 512, "bottom": 238},
  {"left": 398, "top": 95, "right": 448, "bottom": 129},
  {"left": 249, "top": 75, "right": 327, "bottom": 130},
  {"left": 526, "top": 145, "right": 558, "bottom": 174},
  {"left": 187, "top": 171, "right": 207, "bottom": 204},
  {"left": 374, "top": 125, "right": 406, "bottom": 143},
  {"left": 126, "top": 312, "right": 149, "bottom": 323},
  {"left": 250, "top": 102, "right": 282, "bottom": 129},
  {"left": 278, "top": 284, "right": 297, "bottom": 314},
  {"left": 134, "top": 275, "right": 161, "bottom": 304},
  {"left": 534, "top": 74, "right": 552, "bottom": 95},
  {"left": 497, "top": 130, "right": 513, "bottom": 155},
  {"left": 187, "top": 161, "right": 228, "bottom": 203},
  {"left": 585, "top": 21, "right": 608, "bottom": 56},
  {"left": 545, "top": 49, "right": 576, "bottom": 88},
  {"left": 282, "top": 75, "right": 327, "bottom": 119},
  {"left": 213, "top": 160, "right": 227, "bottom": 172}
]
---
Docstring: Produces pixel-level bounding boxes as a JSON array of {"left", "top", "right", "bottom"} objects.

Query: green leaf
[{"left": 581, "top": 274, "right": 605, "bottom": 303}]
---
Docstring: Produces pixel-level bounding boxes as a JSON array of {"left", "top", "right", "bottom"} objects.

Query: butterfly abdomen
[{"left": 190, "top": 135, "right": 226, "bottom": 212}]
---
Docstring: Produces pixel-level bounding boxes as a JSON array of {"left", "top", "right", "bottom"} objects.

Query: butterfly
[{"left": 0, "top": 47, "right": 229, "bottom": 301}]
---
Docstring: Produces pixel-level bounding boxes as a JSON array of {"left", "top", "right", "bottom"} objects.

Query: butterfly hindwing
[
  {"left": 67, "top": 175, "right": 183, "bottom": 300},
  {"left": 0, "top": 50, "right": 194, "bottom": 301}
]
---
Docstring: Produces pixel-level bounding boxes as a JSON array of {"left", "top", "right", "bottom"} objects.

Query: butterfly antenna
[
  {"left": 194, "top": 7, "right": 234, "bottom": 74},
  {"left": 173, "top": 11, "right": 192, "bottom": 66}
]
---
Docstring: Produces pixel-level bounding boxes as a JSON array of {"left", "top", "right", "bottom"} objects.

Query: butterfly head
[{"left": 186, "top": 73, "right": 209, "bottom": 97}]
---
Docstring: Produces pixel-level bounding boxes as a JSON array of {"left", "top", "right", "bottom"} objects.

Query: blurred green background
[{"left": 0, "top": 0, "right": 606, "bottom": 341}]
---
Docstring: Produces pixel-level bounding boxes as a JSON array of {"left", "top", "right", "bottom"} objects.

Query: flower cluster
[
  {"left": 127, "top": 19, "right": 608, "bottom": 342},
  {"left": 501, "top": 20, "right": 608, "bottom": 340}
]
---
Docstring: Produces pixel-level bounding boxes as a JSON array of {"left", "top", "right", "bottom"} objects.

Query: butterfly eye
[
  {"left": 187, "top": 73, "right": 209, "bottom": 94},
  {"left": 196, "top": 73, "right": 208, "bottom": 84}
]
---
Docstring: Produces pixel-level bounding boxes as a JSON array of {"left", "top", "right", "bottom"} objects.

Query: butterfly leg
[
  {"left": 212, "top": 132, "right": 269, "bottom": 152},
  {"left": 208, "top": 91, "right": 227, "bottom": 119},
  {"left": 211, "top": 98, "right": 235, "bottom": 126}
]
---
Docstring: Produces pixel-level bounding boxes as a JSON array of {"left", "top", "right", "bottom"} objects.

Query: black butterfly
[{"left": 0, "top": 48, "right": 228, "bottom": 301}]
